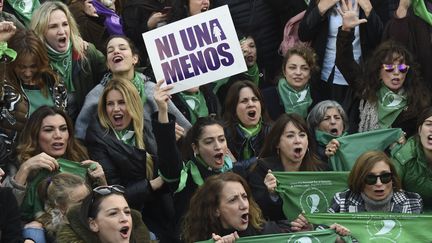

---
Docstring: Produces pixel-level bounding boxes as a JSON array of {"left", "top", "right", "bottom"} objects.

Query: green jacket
[
  {"left": 392, "top": 136, "right": 432, "bottom": 211},
  {"left": 57, "top": 205, "right": 150, "bottom": 243}
]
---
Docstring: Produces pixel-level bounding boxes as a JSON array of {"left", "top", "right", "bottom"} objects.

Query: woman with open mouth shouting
[
  {"left": 222, "top": 80, "right": 272, "bottom": 172},
  {"left": 249, "top": 113, "right": 326, "bottom": 221},
  {"left": 30, "top": 1, "right": 107, "bottom": 122},
  {"left": 182, "top": 172, "right": 294, "bottom": 243},
  {"left": 75, "top": 35, "right": 191, "bottom": 156},
  {"left": 335, "top": 0, "right": 429, "bottom": 137},
  {"left": 58, "top": 185, "right": 151, "bottom": 243},
  {"left": 153, "top": 79, "right": 243, "bottom": 242},
  {"left": 262, "top": 44, "right": 319, "bottom": 121},
  {"left": 392, "top": 107, "right": 432, "bottom": 212}
]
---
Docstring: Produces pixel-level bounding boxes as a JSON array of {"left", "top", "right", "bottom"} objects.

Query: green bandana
[
  {"left": 21, "top": 158, "right": 88, "bottom": 220},
  {"left": 6, "top": 0, "right": 40, "bottom": 26},
  {"left": 238, "top": 122, "right": 262, "bottom": 160},
  {"left": 196, "top": 229, "right": 340, "bottom": 243},
  {"left": 274, "top": 171, "right": 349, "bottom": 220},
  {"left": 244, "top": 63, "right": 260, "bottom": 87},
  {"left": 178, "top": 90, "right": 209, "bottom": 124},
  {"left": 0, "top": 42, "right": 17, "bottom": 61},
  {"left": 174, "top": 155, "right": 233, "bottom": 193},
  {"left": 329, "top": 128, "right": 403, "bottom": 171},
  {"left": 315, "top": 129, "right": 347, "bottom": 146},
  {"left": 377, "top": 85, "right": 407, "bottom": 129},
  {"left": 277, "top": 78, "right": 312, "bottom": 118},
  {"left": 47, "top": 43, "right": 74, "bottom": 92},
  {"left": 131, "top": 72, "right": 147, "bottom": 105},
  {"left": 114, "top": 129, "right": 135, "bottom": 146},
  {"left": 412, "top": 0, "right": 432, "bottom": 26},
  {"left": 307, "top": 212, "right": 432, "bottom": 242}
]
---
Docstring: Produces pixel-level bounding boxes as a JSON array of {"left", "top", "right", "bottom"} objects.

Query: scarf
[
  {"left": 47, "top": 43, "right": 74, "bottom": 92},
  {"left": 0, "top": 42, "right": 17, "bottom": 61},
  {"left": 377, "top": 85, "right": 407, "bottom": 129},
  {"left": 361, "top": 191, "right": 393, "bottom": 212},
  {"left": 6, "top": 0, "right": 40, "bottom": 26},
  {"left": 175, "top": 155, "right": 233, "bottom": 193},
  {"left": 114, "top": 129, "right": 136, "bottom": 146},
  {"left": 131, "top": 72, "right": 147, "bottom": 105},
  {"left": 315, "top": 129, "right": 347, "bottom": 146},
  {"left": 412, "top": 0, "right": 432, "bottom": 26},
  {"left": 178, "top": 90, "right": 208, "bottom": 124},
  {"left": 277, "top": 78, "right": 312, "bottom": 118},
  {"left": 238, "top": 122, "right": 262, "bottom": 160},
  {"left": 243, "top": 63, "right": 260, "bottom": 87}
]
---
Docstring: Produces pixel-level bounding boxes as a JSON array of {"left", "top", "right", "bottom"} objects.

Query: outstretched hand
[{"left": 337, "top": 0, "right": 367, "bottom": 31}]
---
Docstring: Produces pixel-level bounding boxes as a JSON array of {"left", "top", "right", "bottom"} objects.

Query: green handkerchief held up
[
  {"left": 307, "top": 212, "right": 432, "bottom": 242},
  {"left": 20, "top": 158, "right": 88, "bottom": 221},
  {"left": 273, "top": 171, "right": 349, "bottom": 221},
  {"left": 329, "top": 128, "right": 403, "bottom": 171}
]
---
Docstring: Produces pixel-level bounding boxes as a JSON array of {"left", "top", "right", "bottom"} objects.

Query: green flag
[
  {"left": 307, "top": 212, "right": 432, "bottom": 242},
  {"left": 195, "top": 229, "right": 340, "bottom": 243},
  {"left": 273, "top": 171, "right": 349, "bottom": 220},
  {"left": 20, "top": 158, "right": 88, "bottom": 220},
  {"left": 329, "top": 128, "right": 403, "bottom": 171}
]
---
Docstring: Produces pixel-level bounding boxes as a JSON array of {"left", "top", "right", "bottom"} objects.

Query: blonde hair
[
  {"left": 98, "top": 78, "right": 154, "bottom": 179},
  {"left": 30, "top": 1, "right": 86, "bottom": 62}
]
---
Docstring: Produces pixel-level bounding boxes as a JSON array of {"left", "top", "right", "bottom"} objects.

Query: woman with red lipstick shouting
[
  {"left": 262, "top": 44, "right": 319, "bottom": 121},
  {"left": 223, "top": 81, "right": 272, "bottom": 172},
  {"left": 249, "top": 113, "right": 326, "bottom": 221},
  {"left": 392, "top": 108, "right": 432, "bottom": 212},
  {"left": 58, "top": 185, "right": 151, "bottom": 243},
  {"left": 30, "top": 1, "right": 106, "bottom": 122},
  {"left": 335, "top": 0, "right": 429, "bottom": 137},
  {"left": 182, "top": 172, "right": 292, "bottom": 243}
]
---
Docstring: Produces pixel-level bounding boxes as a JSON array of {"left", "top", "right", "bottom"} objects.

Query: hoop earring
[{"left": 194, "top": 152, "right": 198, "bottom": 158}]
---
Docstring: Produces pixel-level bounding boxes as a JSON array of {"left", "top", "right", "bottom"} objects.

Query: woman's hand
[
  {"left": 0, "top": 21, "right": 16, "bottom": 42},
  {"left": 83, "top": 0, "right": 98, "bottom": 17},
  {"left": 154, "top": 79, "right": 173, "bottom": 123},
  {"left": 174, "top": 123, "right": 185, "bottom": 141},
  {"left": 330, "top": 223, "right": 351, "bottom": 236},
  {"left": 14, "top": 152, "right": 59, "bottom": 185},
  {"left": 147, "top": 12, "right": 168, "bottom": 30},
  {"left": 325, "top": 139, "right": 340, "bottom": 157},
  {"left": 264, "top": 169, "right": 277, "bottom": 193},
  {"left": 396, "top": 0, "right": 411, "bottom": 18},
  {"left": 81, "top": 160, "right": 107, "bottom": 186},
  {"left": 317, "top": 0, "right": 340, "bottom": 16},
  {"left": 337, "top": 0, "right": 368, "bottom": 31},
  {"left": 290, "top": 213, "right": 314, "bottom": 232},
  {"left": 149, "top": 176, "right": 164, "bottom": 190},
  {"left": 212, "top": 232, "right": 239, "bottom": 243}
]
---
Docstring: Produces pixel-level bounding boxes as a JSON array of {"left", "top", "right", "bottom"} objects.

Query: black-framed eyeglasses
[
  {"left": 93, "top": 185, "right": 125, "bottom": 195},
  {"left": 364, "top": 173, "right": 393, "bottom": 185},
  {"left": 382, "top": 64, "right": 410, "bottom": 73}
]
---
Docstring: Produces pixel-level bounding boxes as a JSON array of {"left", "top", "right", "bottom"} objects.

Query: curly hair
[
  {"left": 282, "top": 44, "right": 319, "bottom": 77},
  {"left": 16, "top": 106, "right": 88, "bottom": 163},
  {"left": 181, "top": 172, "right": 265, "bottom": 243}
]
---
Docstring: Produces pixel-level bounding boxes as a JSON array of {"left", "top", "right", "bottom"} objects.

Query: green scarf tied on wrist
[
  {"left": 178, "top": 90, "right": 209, "bottom": 124},
  {"left": 244, "top": 63, "right": 260, "bottom": 87},
  {"left": 238, "top": 122, "right": 262, "bottom": 160},
  {"left": 47, "top": 42, "right": 74, "bottom": 92},
  {"left": 114, "top": 129, "right": 136, "bottom": 146},
  {"left": 377, "top": 85, "right": 407, "bottom": 129},
  {"left": 0, "top": 42, "right": 17, "bottom": 61},
  {"left": 412, "top": 0, "right": 432, "bottom": 26},
  {"left": 175, "top": 155, "right": 233, "bottom": 193},
  {"left": 6, "top": 0, "right": 40, "bottom": 26},
  {"left": 277, "top": 78, "right": 312, "bottom": 118}
]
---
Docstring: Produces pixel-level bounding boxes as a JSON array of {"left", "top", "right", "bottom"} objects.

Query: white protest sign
[{"left": 142, "top": 5, "right": 247, "bottom": 94}]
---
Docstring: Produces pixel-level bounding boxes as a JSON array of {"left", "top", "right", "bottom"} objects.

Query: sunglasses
[
  {"left": 364, "top": 172, "right": 393, "bottom": 185},
  {"left": 382, "top": 64, "right": 410, "bottom": 73},
  {"left": 93, "top": 185, "right": 125, "bottom": 195}
]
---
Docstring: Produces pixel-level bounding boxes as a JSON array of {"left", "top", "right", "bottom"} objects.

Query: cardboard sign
[{"left": 143, "top": 5, "right": 247, "bottom": 94}]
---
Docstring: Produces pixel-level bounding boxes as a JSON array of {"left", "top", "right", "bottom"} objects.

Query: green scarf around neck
[
  {"left": 175, "top": 155, "right": 233, "bottom": 193},
  {"left": 178, "top": 90, "right": 209, "bottom": 124},
  {"left": 412, "top": 0, "right": 432, "bottom": 26},
  {"left": 277, "top": 78, "right": 312, "bottom": 118},
  {"left": 131, "top": 72, "right": 147, "bottom": 105},
  {"left": 6, "top": 0, "right": 40, "bottom": 26},
  {"left": 244, "top": 63, "right": 260, "bottom": 87},
  {"left": 47, "top": 43, "right": 74, "bottom": 92},
  {"left": 238, "top": 122, "right": 262, "bottom": 160},
  {"left": 377, "top": 85, "right": 407, "bottom": 129},
  {"left": 114, "top": 129, "right": 136, "bottom": 146}
]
